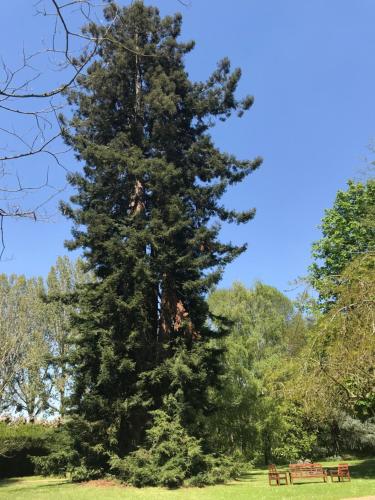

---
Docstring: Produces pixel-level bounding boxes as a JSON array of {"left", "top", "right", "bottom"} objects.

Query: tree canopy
[
  {"left": 207, "top": 282, "right": 311, "bottom": 463},
  {"left": 310, "top": 179, "right": 375, "bottom": 308}
]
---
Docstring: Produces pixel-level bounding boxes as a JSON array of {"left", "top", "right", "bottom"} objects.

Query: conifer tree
[{"left": 61, "top": 1, "right": 261, "bottom": 468}]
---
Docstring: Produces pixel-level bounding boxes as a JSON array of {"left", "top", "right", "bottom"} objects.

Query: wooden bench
[
  {"left": 268, "top": 464, "right": 288, "bottom": 486},
  {"left": 289, "top": 463, "right": 327, "bottom": 484},
  {"left": 328, "top": 463, "right": 351, "bottom": 482}
]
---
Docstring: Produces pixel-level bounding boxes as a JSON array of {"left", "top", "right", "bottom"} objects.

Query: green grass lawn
[{"left": 0, "top": 458, "right": 374, "bottom": 500}]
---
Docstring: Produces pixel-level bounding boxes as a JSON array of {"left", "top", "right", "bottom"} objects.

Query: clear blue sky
[{"left": 1, "top": 0, "right": 374, "bottom": 297}]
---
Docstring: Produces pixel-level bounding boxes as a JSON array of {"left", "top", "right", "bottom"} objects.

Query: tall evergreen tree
[{"left": 61, "top": 1, "right": 261, "bottom": 467}]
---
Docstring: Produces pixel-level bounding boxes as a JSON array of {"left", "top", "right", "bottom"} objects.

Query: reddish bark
[{"left": 159, "top": 274, "right": 198, "bottom": 340}]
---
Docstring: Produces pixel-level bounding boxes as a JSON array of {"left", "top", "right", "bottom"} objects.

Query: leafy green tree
[
  {"left": 288, "top": 253, "right": 375, "bottom": 456},
  {"left": 207, "top": 282, "right": 310, "bottom": 463},
  {"left": 310, "top": 179, "right": 375, "bottom": 308},
  {"left": 0, "top": 258, "right": 87, "bottom": 420},
  {"left": 61, "top": 1, "right": 261, "bottom": 469},
  {"left": 0, "top": 275, "right": 28, "bottom": 408},
  {"left": 297, "top": 254, "right": 375, "bottom": 421},
  {"left": 0, "top": 276, "right": 51, "bottom": 421},
  {"left": 45, "top": 257, "right": 89, "bottom": 417}
]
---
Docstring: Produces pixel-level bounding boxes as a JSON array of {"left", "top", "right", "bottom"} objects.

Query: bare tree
[{"left": 0, "top": 1, "right": 121, "bottom": 257}]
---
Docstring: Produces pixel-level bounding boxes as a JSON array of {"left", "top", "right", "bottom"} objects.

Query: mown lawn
[{"left": 0, "top": 458, "right": 374, "bottom": 500}]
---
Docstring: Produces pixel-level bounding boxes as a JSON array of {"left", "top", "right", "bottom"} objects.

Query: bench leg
[{"left": 269, "top": 476, "right": 279, "bottom": 486}]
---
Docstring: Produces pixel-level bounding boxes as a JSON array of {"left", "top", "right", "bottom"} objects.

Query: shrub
[
  {"left": 32, "top": 449, "right": 79, "bottom": 477},
  {"left": 0, "top": 419, "right": 58, "bottom": 478},
  {"left": 70, "top": 465, "right": 103, "bottom": 483},
  {"left": 110, "top": 450, "right": 158, "bottom": 487},
  {"left": 110, "top": 396, "right": 245, "bottom": 488}
]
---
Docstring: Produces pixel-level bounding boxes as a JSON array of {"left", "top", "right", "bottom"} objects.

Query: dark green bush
[
  {"left": 159, "top": 464, "right": 185, "bottom": 489},
  {"left": 70, "top": 465, "right": 103, "bottom": 482},
  {"left": 0, "top": 419, "right": 58, "bottom": 478},
  {"left": 110, "top": 396, "right": 245, "bottom": 488},
  {"left": 110, "top": 450, "right": 158, "bottom": 487},
  {"left": 31, "top": 417, "right": 111, "bottom": 481},
  {"left": 32, "top": 449, "right": 79, "bottom": 477},
  {"left": 29, "top": 422, "right": 79, "bottom": 478}
]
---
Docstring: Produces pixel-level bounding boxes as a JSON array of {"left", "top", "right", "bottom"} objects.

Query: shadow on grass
[
  {"left": 347, "top": 458, "right": 375, "bottom": 480},
  {"left": 0, "top": 477, "right": 68, "bottom": 493},
  {"left": 235, "top": 470, "right": 268, "bottom": 483}
]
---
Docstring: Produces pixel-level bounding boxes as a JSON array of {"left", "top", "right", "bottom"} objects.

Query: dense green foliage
[
  {"left": 60, "top": 0, "right": 260, "bottom": 477},
  {"left": 207, "top": 282, "right": 314, "bottom": 464},
  {"left": 303, "top": 255, "right": 375, "bottom": 419},
  {"left": 289, "top": 253, "right": 375, "bottom": 457},
  {"left": 110, "top": 395, "right": 243, "bottom": 488},
  {"left": 310, "top": 179, "right": 375, "bottom": 308},
  {"left": 0, "top": 258, "right": 86, "bottom": 420},
  {"left": 0, "top": 420, "right": 58, "bottom": 478},
  {"left": 0, "top": 1, "right": 374, "bottom": 488},
  {"left": 287, "top": 178, "right": 375, "bottom": 457}
]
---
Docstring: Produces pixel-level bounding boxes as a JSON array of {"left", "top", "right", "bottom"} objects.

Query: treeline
[
  {"left": 205, "top": 179, "right": 375, "bottom": 464},
  {"left": 0, "top": 180, "right": 374, "bottom": 475},
  {"left": 0, "top": 258, "right": 87, "bottom": 420}
]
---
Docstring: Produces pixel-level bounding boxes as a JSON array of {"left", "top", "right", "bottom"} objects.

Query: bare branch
[{"left": 0, "top": 1, "right": 108, "bottom": 257}]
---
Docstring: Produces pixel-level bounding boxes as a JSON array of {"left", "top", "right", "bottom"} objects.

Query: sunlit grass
[{"left": 0, "top": 458, "right": 374, "bottom": 499}]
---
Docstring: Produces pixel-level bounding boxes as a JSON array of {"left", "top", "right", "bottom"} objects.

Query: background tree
[
  {"left": 295, "top": 254, "right": 375, "bottom": 420},
  {"left": 61, "top": 1, "right": 261, "bottom": 473},
  {"left": 0, "top": 257, "right": 87, "bottom": 420},
  {"left": 0, "top": 276, "right": 50, "bottom": 420},
  {"left": 45, "top": 256, "right": 89, "bottom": 417},
  {"left": 289, "top": 177, "right": 375, "bottom": 456},
  {"left": 309, "top": 179, "right": 375, "bottom": 308},
  {"left": 207, "top": 282, "right": 312, "bottom": 464},
  {"left": 0, "top": 275, "right": 29, "bottom": 410}
]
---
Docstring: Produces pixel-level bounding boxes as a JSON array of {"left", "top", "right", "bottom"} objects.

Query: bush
[
  {"left": 271, "top": 407, "right": 317, "bottom": 464},
  {"left": 71, "top": 465, "right": 103, "bottom": 483},
  {"left": 31, "top": 415, "right": 114, "bottom": 480},
  {"left": 110, "top": 396, "right": 245, "bottom": 488},
  {"left": 0, "top": 418, "right": 59, "bottom": 478},
  {"left": 187, "top": 454, "right": 246, "bottom": 486},
  {"left": 32, "top": 449, "right": 79, "bottom": 477},
  {"left": 111, "top": 450, "right": 158, "bottom": 487}
]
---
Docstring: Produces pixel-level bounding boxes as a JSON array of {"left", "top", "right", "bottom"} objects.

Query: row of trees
[
  {"left": 0, "top": 178, "right": 374, "bottom": 477},
  {"left": 204, "top": 178, "right": 375, "bottom": 463},
  {"left": 0, "top": 257, "right": 85, "bottom": 420}
]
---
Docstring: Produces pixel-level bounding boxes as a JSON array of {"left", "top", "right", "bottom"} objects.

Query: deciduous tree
[
  {"left": 207, "top": 282, "right": 311, "bottom": 463},
  {"left": 310, "top": 179, "right": 375, "bottom": 308}
]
